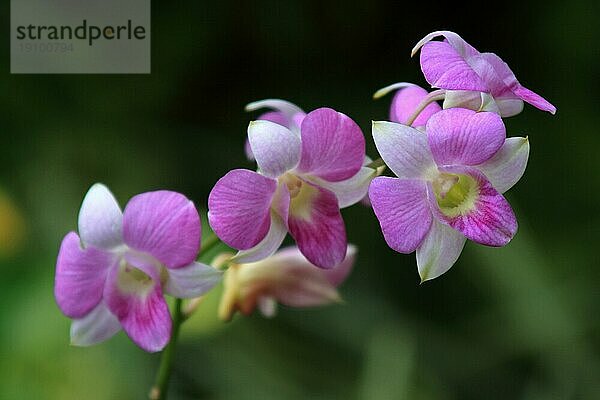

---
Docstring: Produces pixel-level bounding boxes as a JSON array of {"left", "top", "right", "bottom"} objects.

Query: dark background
[{"left": 1, "top": 1, "right": 598, "bottom": 399}]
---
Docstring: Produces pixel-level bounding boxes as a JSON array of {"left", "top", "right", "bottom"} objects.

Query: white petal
[
  {"left": 245, "top": 99, "right": 304, "bottom": 119},
  {"left": 372, "top": 121, "right": 436, "bottom": 179},
  {"left": 231, "top": 212, "right": 287, "bottom": 264},
  {"left": 78, "top": 183, "right": 123, "bottom": 249},
  {"left": 443, "top": 90, "right": 500, "bottom": 114},
  {"left": 70, "top": 303, "right": 121, "bottom": 346},
  {"left": 416, "top": 220, "right": 466, "bottom": 282},
  {"left": 495, "top": 98, "right": 525, "bottom": 117},
  {"left": 248, "top": 120, "right": 301, "bottom": 178},
  {"left": 478, "top": 137, "right": 529, "bottom": 193},
  {"left": 411, "top": 30, "right": 476, "bottom": 58},
  {"left": 305, "top": 167, "right": 377, "bottom": 208},
  {"left": 372, "top": 82, "right": 416, "bottom": 99},
  {"left": 165, "top": 262, "right": 222, "bottom": 298}
]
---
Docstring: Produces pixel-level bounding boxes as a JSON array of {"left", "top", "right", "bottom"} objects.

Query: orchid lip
[
  {"left": 117, "top": 259, "right": 155, "bottom": 296},
  {"left": 279, "top": 173, "right": 303, "bottom": 198},
  {"left": 432, "top": 172, "right": 479, "bottom": 218}
]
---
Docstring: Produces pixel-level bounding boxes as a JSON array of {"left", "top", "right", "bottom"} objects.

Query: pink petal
[
  {"left": 288, "top": 182, "right": 347, "bottom": 268},
  {"left": 104, "top": 261, "right": 171, "bottom": 353},
  {"left": 208, "top": 169, "right": 278, "bottom": 250},
  {"left": 369, "top": 177, "right": 432, "bottom": 253},
  {"left": 297, "top": 108, "right": 365, "bottom": 182},
  {"left": 55, "top": 232, "right": 115, "bottom": 318},
  {"left": 390, "top": 85, "right": 442, "bottom": 127},
  {"left": 245, "top": 99, "right": 305, "bottom": 132},
  {"left": 123, "top": 191, "right": 201, "bottom": 269},
  {"left": 70, "top": 303, "right": 121, "bottom": 346},
  {"left": 323, "top": 244, "right": 357, "bottom": 287},
  {"left": 426, "top": 108, "right": 505, "bottom": 166},
  {"left": 479, "top": 52, "right": 556, "bottom": 114},
  {"left": 78, "top": 183, "right": 123, "bottom": 249},
  {"left": 371, "top": 121, "right": 435, "bottom": 179},
  {"left": 430, "top": 167, "right": 518, "bottom": 247},
  {"left": 258, "top": 110, "right": 289, "bottom": 127},
  {"left": 248, "top": 120, "right": 301, "bottom": 178},
  {"left": 512, "top": 86, "right": 556, "bottom": 114},
  {"left": 264, "top": 246, "right": 342, "bottom": 307},
  {"left": 420, "top": 40, "right": 487, "bottom": 92}
]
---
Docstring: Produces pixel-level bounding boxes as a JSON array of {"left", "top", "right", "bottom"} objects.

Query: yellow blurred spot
[{"left": 0, "top": 190, "right": 26, "bottom": 257}]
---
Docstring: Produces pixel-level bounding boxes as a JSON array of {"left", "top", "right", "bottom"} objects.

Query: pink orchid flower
[
  {"left": 412, "top": 31, "right": 556, "bottom": 117},
  {"left": 243, "top": 99, "right": 306, "bottom": 160},
  {"left": 369, "top": 108, "right": 529, "bottom": 281},
  {"left": 373, "top": 82, "right": 442, "bottom": 128},
  {"left": 209, "top": 107, "right": 375, "bottom": 269},
  {"left": 218, "top": 245, "right": 356, "bottom": 321},
  {"left": 54, "top": 184, "right": 221, "bottom": 352}
]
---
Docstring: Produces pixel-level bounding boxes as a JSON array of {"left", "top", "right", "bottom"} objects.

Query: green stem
[
  {"left": 367, "top": 157, "right": 386, "bottom": 169},
  {"left": 148, "top": 231, "right": 222, "bottom": 400},
  {"left": 149, "top": 298, "right": 183, "bottom": 400}
]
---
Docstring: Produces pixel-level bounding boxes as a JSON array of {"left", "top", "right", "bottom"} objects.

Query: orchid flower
[
  {"left": 369, "top": 108, "right": 529, "bottom": 281},
  {"left": 373, "top": 82, "right": 442, "bottom": 129},
  {"left": 54, "top": 184, "right": 222, "bottom": 352},
  {"left": 411, "top": 31, "right": 556, "bottom": 117},
  {"left": 218, "top": 245, "right": 356, "bottom": 321},
  {"left": 209, "top": 107, "right": 375, "bottom": 268},
  {"left": 243, "top": 99, "right": 306, "bottom": 160}
]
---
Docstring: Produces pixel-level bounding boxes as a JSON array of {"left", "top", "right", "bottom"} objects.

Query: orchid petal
[
  {"left": 55, "top": 232, "right": 114, "bottom": 318},
  {"left": 430, "top": 167, "right": 518, "bottom": 247},
  {"left": 372, "top": 121, "right": 435, "bottom": 179},
  {"left": 419, "top": 38, "right": 487, "bottom": 92},
  {"left": 257, "top": 247, "right": 342, "bottom": 307},
  {"left": 104, "top": 262, "right": 171, "bottom": 353},
  {"left": 478, "top": 137, "right": 529, "bottom": 193},
  {"left": 426, "top": 108, "right": 505, "bottom": 166},
  {"left": 369, "top": 177, "right": 432, "bottom": 253},
  {"left": 245, "top": 99, "right": 305, "bottom": 126},
  {"left": 512, "top": 86, "right": 556, "bottom": 114},
  {"left": 208, "top": 169, "right": 277, "bottom": 250},
  {"left": 411, "top": 30, "right": 480, "bottom": 59},
  {"left": 165, "top": 261, "right": 222, "bottom": 298},
  {"left": 123, "top": 191, "right": 201, "bottom": 269},
  {"left": 323, "top": 244, "right": 357, "bottom": 287},
  {"left": 231, "top": 212, "right": 288, "bottom": 264},
  {"left": 78, "top": 183, "right": 123, "bottom": 249},
  {"left": 443, "top": 90, "right": 501, "bottom": 115},
  {"left": 494, "top": 97, "right": 524, "bottom": 118},
  {"left": 306, "top": 166, "right": 377, "bottom": 208},
  {"left": 477, "top": 53, "right": 548, "bottom": 104},
  {"left": 70, "top": 303, "right": 121, "bottom": 346},
  {"left": 297, "top": 108, "right": 365, "bottom": 182},
  {"left": 248, "top": 120, "right": 301, "bottom": 178},
  {"left": 288, "top": 182, "right": 346, "bottom": 268},
  {"left": 417, "top": 219, "right": 467, "bottom": 282}
]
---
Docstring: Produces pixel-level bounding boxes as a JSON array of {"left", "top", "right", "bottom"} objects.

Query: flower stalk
[{"left": 149, "top": 232, "right": 222, "bottom": 400}]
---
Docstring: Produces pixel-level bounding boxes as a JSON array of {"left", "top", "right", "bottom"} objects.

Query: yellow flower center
[
  {"left": 117, "top": 260, "right": 157, "bottom": 296},
  {"left": 432, "top": 173, "right": 479, "bottom": 217},
  {"left": 278, "top": 173, "right": 318, "bottom": 221}
]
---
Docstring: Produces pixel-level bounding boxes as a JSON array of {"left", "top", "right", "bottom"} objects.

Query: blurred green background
[{"left": 1, "top": 1, "right": 598, "bottom": 399}]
